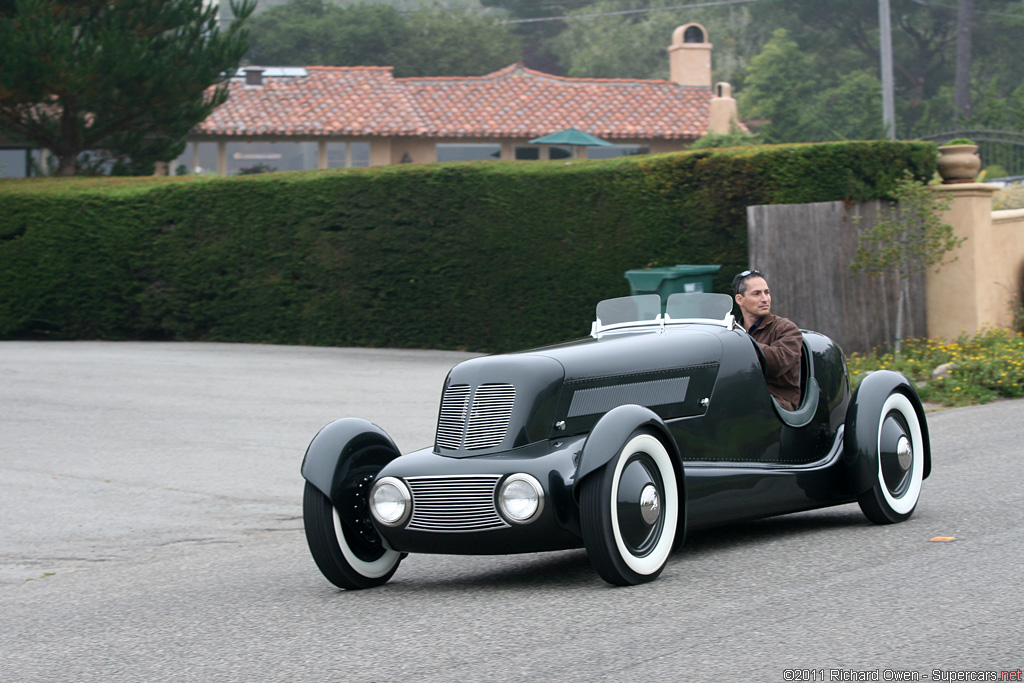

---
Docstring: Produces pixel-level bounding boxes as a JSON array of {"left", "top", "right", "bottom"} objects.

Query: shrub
[
  {"left": 847, "top": 329, "right": 1024, "bottom": 406},
  {"left": 0, "top": 140, "right": 936, "bottom": 351}
]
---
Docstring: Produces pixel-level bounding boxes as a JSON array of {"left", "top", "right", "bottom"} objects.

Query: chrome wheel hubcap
[
  {"left": 897, "top": 436, "right": 912, "bottom": 471},
  {"left": 639, "top": 484, "right": 661, "bottom": 525}
]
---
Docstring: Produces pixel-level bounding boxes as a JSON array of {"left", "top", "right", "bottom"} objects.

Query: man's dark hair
[{"left": 733, "top": 269, "right": 767, "bottom": 296}]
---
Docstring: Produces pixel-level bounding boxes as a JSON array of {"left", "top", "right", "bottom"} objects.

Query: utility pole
[
  {"left": 954, "top": 0, "right": 973, "bottom": 119},
  {"left": 879, "top": 0, "right": 896, "bottom": 139}
]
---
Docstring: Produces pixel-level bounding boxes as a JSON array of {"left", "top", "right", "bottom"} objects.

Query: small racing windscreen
[
  {"left": 665, "top": 293, "right": 733, "bottom": 320},
  {"left": 595, "top": 294, "right": 663, "bottom": 326}
]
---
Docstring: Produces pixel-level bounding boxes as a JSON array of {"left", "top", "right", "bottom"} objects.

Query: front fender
[
  {"left": 574, "top": 404, "right": 683, "bottom": 498},
  {"left": 843, "top": 371, "right": 932, "bottom": 495},
  {"left": 300, "top": 418, "right": 401, "bottom": 506}
]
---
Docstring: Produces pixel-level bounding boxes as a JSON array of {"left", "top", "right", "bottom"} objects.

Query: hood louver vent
[{"left": 435, "top": 383, "right": 515, "bottom": 451}]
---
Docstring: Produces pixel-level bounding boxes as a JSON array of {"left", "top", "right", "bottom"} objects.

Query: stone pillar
[{"left": 926, "top": 183, "right": 1000, "bottom": 339}]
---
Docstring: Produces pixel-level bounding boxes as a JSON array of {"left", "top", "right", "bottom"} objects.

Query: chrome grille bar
[
  {"left": 406, "top": 475, "right": 508, "bottom": 532},
  {"left": 464, "top": 384, "right": 515, "bottom": 450},
  {"left": 435, "top": 383, "right": 515, "bottom": 451},
  {"left": 435, "top": 384, "right": 470, "bottom": 449}
]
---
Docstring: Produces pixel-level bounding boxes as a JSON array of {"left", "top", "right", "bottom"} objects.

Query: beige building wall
[
  {"left": 926, "top": 183, "right": 1024, "bottom": 339},
  {"left": 388, "top": 138, "right": 437, "bottom": 165},
  {"left": 370, "top": 139, "right": 392, "bottom": 167}
]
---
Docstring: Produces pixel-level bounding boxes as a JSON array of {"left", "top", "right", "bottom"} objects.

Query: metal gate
[{"left": 921, "top": 129, "right": 1024, "bottom": 177}]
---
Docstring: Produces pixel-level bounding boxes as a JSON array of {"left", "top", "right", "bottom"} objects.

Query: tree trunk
[
  {"left": 894, "top": 276, "right": 910, "bottom": 357},
  {"left": 954, "top": 0, "right": 973, "bottom": 119},
  {"left": 55, "top": 157, "right": 77, "bottom": 176}
]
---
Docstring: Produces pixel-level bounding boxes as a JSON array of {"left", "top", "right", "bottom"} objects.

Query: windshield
[
  {"left": 592, "top": 293, "right": 734, "bottom": 338},
  {"left": 665, "top": 292, "right": 733, "bottom": 320},
  {"left": 594, "top": 295, "right": 663, "bottom": 326}
]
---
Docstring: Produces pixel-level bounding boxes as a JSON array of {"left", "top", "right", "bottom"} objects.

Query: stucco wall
[{"left": 926, "top": 184, "right": 1024, "bottom": 339}]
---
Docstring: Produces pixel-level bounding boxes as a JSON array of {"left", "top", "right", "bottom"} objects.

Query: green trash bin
[{"left": 624, "top": 264, "right": 722, "bottom": 310}]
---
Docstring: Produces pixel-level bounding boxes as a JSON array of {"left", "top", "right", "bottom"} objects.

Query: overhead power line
[{"left": 504, "top": 0, "right": 765, "bottom": 24}]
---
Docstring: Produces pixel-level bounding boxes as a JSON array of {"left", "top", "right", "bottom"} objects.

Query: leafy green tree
[
  {"left": 245, "top": 0, "right": 403, "bottom": 67},
  {"left": 478, "top": 0, "right": 596, "bottom": 73},
  {"left": 537, "top": 0, "right": 1022, "bottom": 140},
  {"left": 0, "top": 0, "right": 255, "bottom": 176},
  {"left": 389, "top": 5, "right": 522, "bottom": 77},
  {"left": 548, "top": 1, "right": 775, "bottom": 87},
  {"left": 737, "top": 29, "right": 819, "bottom": 143},
  {"left": 739, "top": 30, "right": 887, "bottom": 143},
  {"left": 245, "top": 0, "right": 520, "bottom": 77},
  {"left": 784, "top": 0, "right": 957, "bottom": 105}
]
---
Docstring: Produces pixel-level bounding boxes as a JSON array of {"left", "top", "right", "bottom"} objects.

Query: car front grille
[
  {"left": 405, "top": 475, "right": 508, "bottom": 532},
  {"left": 435, "top": 383, "right": 515, "bottom": 451}
]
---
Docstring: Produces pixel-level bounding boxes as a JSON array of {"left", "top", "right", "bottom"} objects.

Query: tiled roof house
[{"left": 172, "top": 23, "right": 740, "bottom": 174}]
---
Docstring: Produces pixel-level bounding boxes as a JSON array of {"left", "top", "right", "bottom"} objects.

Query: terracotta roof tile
[{"left": 197, "top": 64, "right": 713, "bottom": 141}]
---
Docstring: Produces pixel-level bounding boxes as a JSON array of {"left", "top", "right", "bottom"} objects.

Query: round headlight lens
[
  {"left": 370, "top": 477, "right": 411, "bottom": 527},
  {"left": 499, "top": 473, "right": 544, "bottom": 524}
]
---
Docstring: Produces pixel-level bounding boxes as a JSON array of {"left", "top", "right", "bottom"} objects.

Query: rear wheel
[
  {"left": 858, "top": 392, "right": 924, "bottom": 524},
  {"left": 303, "top": 480, "right": 401, "bottom": 589},
  {"left": 580, "top": 432, "right": 679, "bottom": 586}
]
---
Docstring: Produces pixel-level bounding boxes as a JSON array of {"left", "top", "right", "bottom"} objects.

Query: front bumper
[{"left": 373, "top": 437, "right": 585, "bottom": 555}]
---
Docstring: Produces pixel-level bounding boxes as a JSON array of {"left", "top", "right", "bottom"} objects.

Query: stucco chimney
[
  {"left": 244, "top": 68, "right": 265, "bottom": 87},
  {"left": 668, "top": 23, "right": 712, "bottom": 88},
  {"left": 708, "top": 82, "right": 739, "bottom": 134}
]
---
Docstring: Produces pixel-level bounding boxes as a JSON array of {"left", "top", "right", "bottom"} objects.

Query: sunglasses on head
[{"left": 738, "top": 269, "right": 763, "bottom": 278}]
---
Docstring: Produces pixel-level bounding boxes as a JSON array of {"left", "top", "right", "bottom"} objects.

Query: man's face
[{"left": 736, "top": 276, "right": 771, "bottom": 321}]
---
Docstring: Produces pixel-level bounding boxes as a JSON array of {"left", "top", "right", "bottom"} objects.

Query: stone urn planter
[{"left": 936, "top": 143, "right": 981, "bottom": 183}]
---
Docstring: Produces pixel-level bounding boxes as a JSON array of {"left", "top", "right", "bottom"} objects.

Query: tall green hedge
[{"left": 0, "top": 140, "right": 935, "bottom": 352}]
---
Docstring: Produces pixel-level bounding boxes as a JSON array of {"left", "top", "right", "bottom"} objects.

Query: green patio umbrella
[{"left": 528, "top": 127, "right": 614, "bottom": 159}]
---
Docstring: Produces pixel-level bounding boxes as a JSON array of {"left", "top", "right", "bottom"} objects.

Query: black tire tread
[
  {"left": 303, "top": 481, "right": 398, "bottom": 590},
  {"left": 579, "top": 473, "right": 632, "bottom": 586}
]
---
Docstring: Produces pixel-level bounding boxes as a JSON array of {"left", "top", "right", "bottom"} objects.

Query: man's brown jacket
[{"left": 748, "top": 313, "right": 802, "bottom": 411}]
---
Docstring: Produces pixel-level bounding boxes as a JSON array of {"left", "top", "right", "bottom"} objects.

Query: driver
[{"left": 733, "top": 269, "right": 802, "bottom": 410}]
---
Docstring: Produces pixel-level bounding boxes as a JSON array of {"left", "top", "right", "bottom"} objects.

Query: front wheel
[
  {"left": 303, "top": 481, "right": 401, "bottom": 589},
  {"left": 580, "top": 431, "right": 680, "bottom": 586},
  {"left": 857, "top": 391, "right": 925, "bottom": 524}
]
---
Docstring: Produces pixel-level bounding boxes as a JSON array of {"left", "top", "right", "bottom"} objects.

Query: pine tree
[{"left": 0, "top": 0, "right": 254, "bottom": 176}]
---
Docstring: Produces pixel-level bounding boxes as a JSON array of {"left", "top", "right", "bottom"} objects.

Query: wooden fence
[{"left": 746, "top": 200, "right": 926, "bottom": 356}]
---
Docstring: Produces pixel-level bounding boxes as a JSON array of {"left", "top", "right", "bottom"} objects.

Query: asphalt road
[{"left": 1, "top": 341, "right": 1022, "bottom": 682}]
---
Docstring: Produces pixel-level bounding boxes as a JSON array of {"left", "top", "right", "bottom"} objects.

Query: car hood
[{"left": 434, "top": 327, "right": 724, "bottom": 456}]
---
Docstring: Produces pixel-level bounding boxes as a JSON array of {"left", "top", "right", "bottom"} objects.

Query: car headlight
[
  {"left": 498, "top": 473, "right": 544, "bottom": 524},
  {"left": 370, "top": 477, "right": 411, "bottom": 527}
]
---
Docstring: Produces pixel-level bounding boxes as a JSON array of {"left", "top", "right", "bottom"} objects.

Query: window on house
[
  {"left": 172, "top": 142, "right": 219, "bottom": 175},
  {"left": 226, "top": 141, "right": 318, "bottom": 174},
  {"left": 587, "top": 145, "right": 650, "bottom": 160},
  {"left": 514, "top": 146, "right": 572, "bottom": 160},
  {"left": 0, "top": 149, "right": 29, "bottom": 177},
  {"left": 515, "top": 146, "right": 539, "bottom": 160},
  {"left": 437, "top": 144, "right": 501, "bottom": 162},
  {"left": 327, "top": 142, "right": 371, "bottom": 168}
]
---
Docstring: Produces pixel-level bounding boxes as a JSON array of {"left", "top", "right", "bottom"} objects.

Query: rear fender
[
  {"left": 843, "top": 371, "right": 932, "bottom": 495},
  {"left": 300, "top": 418, "right": 401, "bottom": 525}
]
